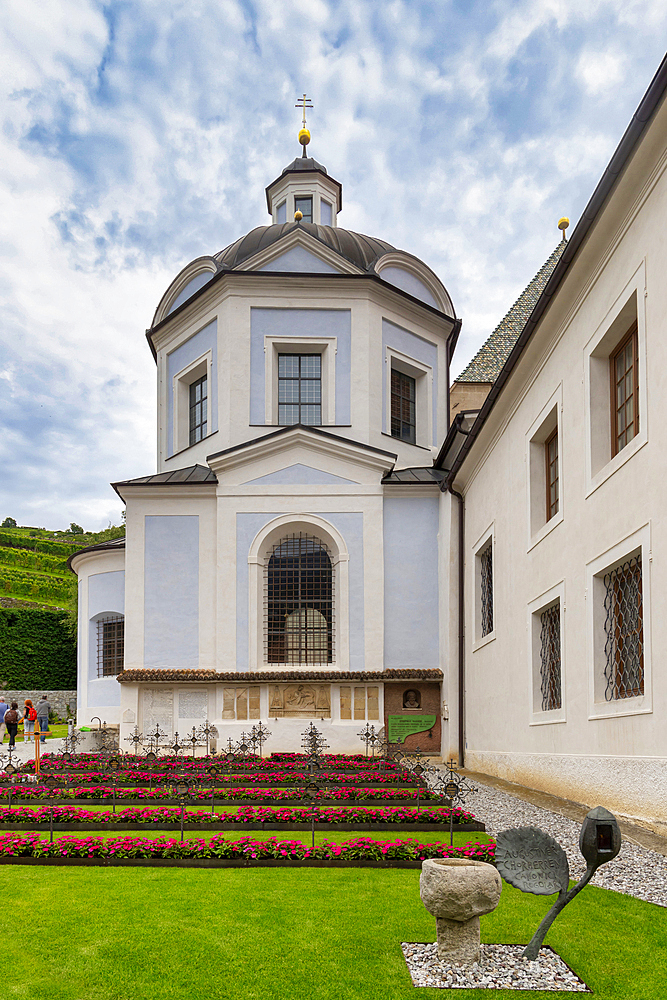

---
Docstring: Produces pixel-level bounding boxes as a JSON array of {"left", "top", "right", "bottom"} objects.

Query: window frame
[
  {"left": 265, "top": 533, "right": 334, "bottom": 665},
  {"left": 188, "top": 374, "right": 208, "bottom": 446},
  {"left": 277, "top": 353, "right": 322, "bottom": 427},
  {"left": 263, "top": 336, "right": 336, "bottom": 426},
  {"left": 384, "top": 346, "right": 433, "bottom": 450},
  {"left": 610, "top": 322, "right": 639, "bottom": 458},
  {"left": 172, "top": 350, "right": 213, "bottom": 454},
  {"left": 97, "top": 615, "right": 124, "bottom": 677},
  {"left": 294, "top": 196, "right": 313, "bottom": 223},
  {"left": 526, "top": 385, "right": 563, "bottom": 551},
  {"left": 545, "top": 427, "right": 559, "bottom": 522},
  {"left": 528, "top": 582, "right": 566, "bottom": 726},
  {"left": 472, "top": 525, "right": 496, "bottom": 650},
  {"left": 390, "top": 368, "right": 416, "bottom": 444},
  {"left": 587, "top": 524, "right": 652, "bottom": 720}
]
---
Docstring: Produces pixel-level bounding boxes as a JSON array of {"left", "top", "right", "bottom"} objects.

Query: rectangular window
[
  {"left": 391, "top": 369, "right": 416, "bottom": 444},
  {"left": 603, "top": 554, "right": 644, "bottom": 700},
  {"left": 278, "top": 354, "right": 321, "bottom": 425},
  {"left": 97, "top": 617, "right": 124, "bottom": 677},
  {"left": 545, "top": 428, "right": 559, "bottom": 521},
  {"left": 294, "top": 196, "right": 313, "bottom": 223},
  {"left": 539, "top": 603, "right": 561, "bottom": 711},
  {"left": 480, "top": 542, "right": 493, "bottom": 637},
  {"left": 611, "top": 324, "right": 639, "bottom": 457},
  {"left": 189, "top": 375, "right": 207, "bottom": 445}
]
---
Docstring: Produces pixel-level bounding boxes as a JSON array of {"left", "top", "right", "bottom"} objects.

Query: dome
[
  {"left": 215, "top": 222, "right": 396, "bottom": 273},
  {"left": 280, "top": 156, "right": 328, "bottom": 175}
]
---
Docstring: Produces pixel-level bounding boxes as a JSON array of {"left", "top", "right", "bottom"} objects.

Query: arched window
[
  {"left": 266, "top": 534, "right": 333, "bottom": 663},
  {"left": 97, "top": 615, "right": 124, "bottom": 676}
]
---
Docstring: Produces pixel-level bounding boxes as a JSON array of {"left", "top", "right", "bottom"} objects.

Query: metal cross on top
[{"left": 295, "top": 93, "right": 313, "bottom": 127}]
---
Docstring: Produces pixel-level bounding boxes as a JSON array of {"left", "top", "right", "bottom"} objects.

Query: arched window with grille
[{"left": 266, "top": 534, "right": 334, "bottom": 663}]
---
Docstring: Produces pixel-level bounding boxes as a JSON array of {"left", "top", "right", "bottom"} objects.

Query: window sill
[
  {"left": 381, "top": 432, "right": 433, "bottom": 452},
  {"left": 472, "top": 630, "right": 496, "bottom": 652},
  {"left": 527, "top": 510, "right": 563, "bottom": 553},
  {"left": 586, "top": 432, "right": 647, "bottom": 498},
  {"left": 530, "top": 710, "right": 566, "bottom": 726},
  {"left": 588, "top": 701, "right": 652, "bottom": 721}
]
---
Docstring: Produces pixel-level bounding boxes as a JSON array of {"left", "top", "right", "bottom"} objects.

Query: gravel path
[
  {"left": 466, "top": 780, "right": 667, "bottom": 908},
  {"left": 401, "top": 943, "right": 590, "bottom": 991}
]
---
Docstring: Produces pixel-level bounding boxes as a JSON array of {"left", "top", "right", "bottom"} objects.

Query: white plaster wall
[
  {"left": 152, "top": 274, "right": 453, "bottom": 473},
  {"left": 454, "top": 100, "right": 667, "bottom": 827}
]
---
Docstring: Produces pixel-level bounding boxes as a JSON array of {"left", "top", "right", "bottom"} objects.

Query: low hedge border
[{"left": 0, "top": 857, "right": 426, "bottom": 868}]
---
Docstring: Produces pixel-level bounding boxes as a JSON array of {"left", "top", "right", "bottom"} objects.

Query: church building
[{"left": 71, "top": 58, "right": 667, "bottom": 836}]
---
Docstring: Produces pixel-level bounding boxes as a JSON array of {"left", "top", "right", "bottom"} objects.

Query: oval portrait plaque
[{"left": 495, "top": 826, "right": 570, "bottom": 896}]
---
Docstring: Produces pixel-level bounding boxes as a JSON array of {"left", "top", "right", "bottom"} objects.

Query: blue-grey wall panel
[
  {"left": 383, "top": 497, "right": 439, "bottom": 668},
  {"left": 382, "top": 319, "right": 439, "bottom": 445},
  {"left": 168, "top": 272, "right": 215, "bottom": 315},
  {"left": 87, "top": 570, "right": 125, "bottom": 702},
  {"left": 167, "top": 319, "right": 217, "bottom": 457},
  {"left": 258, "top": 246, "right": 339, "bottom": 273},
  {"left": 242, "top": 464, "right": 356, "bottom": 486},
  {"left": 250, "top": 309, "right": 351, "bottom": 425},
  {"left": 144, "top": 515, "right": 199, "bottom": 668},
  {"left": 379, "top": 266, "right": 438, "bottom": 309}
]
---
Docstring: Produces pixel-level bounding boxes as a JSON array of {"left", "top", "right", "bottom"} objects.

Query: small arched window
[
  {"left": 97, "top": 615, "right": 124, "bottom": 676},
  {"left": 266, "top": 534, "right": 333, "bottom": 664}
]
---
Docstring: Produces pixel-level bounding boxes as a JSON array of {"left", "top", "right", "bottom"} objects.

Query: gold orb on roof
[
  {"left": 294, "top": 210, "right": 303, "bottom": 221},
  {"left": 298, "top": 128, "right": 311, "bottom": 146},
  {"left": 558, "top": 217, "right": 570, "bottom": 231}
]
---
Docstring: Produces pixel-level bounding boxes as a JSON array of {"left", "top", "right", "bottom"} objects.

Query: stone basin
[{"left": 420, "top": 858, "right": 502, "bottom": 965}]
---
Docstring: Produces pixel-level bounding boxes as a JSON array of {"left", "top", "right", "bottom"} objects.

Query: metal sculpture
[
  {"left": 249, "top": 722, "right": 271, "bottom": 758},
  {"left": 428, "top": 759, "right": 477, "bottom": 846},
  {"left": 495, "top": 807, "right": 622, "bottom": 959}
]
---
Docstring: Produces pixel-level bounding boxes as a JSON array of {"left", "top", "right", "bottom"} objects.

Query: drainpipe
[{"left": 447, "top": 484, "right": 465, "bottom": 768}]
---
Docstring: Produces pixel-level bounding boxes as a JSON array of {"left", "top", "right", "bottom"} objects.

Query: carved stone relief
[{"left": 268, "top": 684, "right": 331, "bottom": 718}]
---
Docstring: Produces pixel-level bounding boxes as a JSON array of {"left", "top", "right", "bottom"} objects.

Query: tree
[
  {"left": 1, "top": 517, "right": 17, "bottom": 528},
  {"left": 69, "top": 523, "right": 84, "bottom": 535}
]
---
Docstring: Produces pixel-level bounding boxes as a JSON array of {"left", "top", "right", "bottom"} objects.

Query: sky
[{"left": 1, "top": 0, "right": 666, "bottom": 531}]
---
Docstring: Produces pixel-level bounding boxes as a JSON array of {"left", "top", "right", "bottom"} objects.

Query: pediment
[
  {"left": 241, "top": 463, "right": 357, "bottom": 486},
  {"left": 234, "top": 228, "right": 362, "bottom": 275}
]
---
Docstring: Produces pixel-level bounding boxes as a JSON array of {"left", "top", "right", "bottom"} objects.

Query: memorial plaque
[
  {"left": 387, "top": 714, "right": 436, "bottom": 744},
  {"left": 142, "top": 687, "right": 174, "bottom": 734},
  {"left": 178, "top": 690, "right": 208, "bottom": 720},
  {"left": 495, "top": 827, "right": 569, "bottom": 896}
]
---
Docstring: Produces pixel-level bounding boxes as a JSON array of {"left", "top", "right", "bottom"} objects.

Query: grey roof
[
  {"left": 113, "top": 465, "right": 218, "bottom": 488},
  {"left": 280, "top": 155, "right": 329, "bottom": 176},
  {"left": 456, "top": 240, "right": 567, "bottom": 383},
  {"left": 66, "top": 535, "right": 125, "bottom": 573},
  {"left": 382, "top": 467, "right": 446, "bottom": 485},
  {"left": 216, "top": 221, "right": 395, "bottom": 273}
]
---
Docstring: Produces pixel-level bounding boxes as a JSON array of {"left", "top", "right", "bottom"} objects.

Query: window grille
[
  {"left": 603, "top": 554, "right": 644, "bottom": 700},
  {"left": 545, "top": 428, "right": 559, "bottom": 521},
  {"left": 390, "top": 369, "right": 416, "bottom": 444},
  {"left": 189, "top": 375, "right": 207, "bottom": 445},
  {"left": 539, "top": 604, "right": 561, "bottom": 711},
  {"left": 265, "top": 534, "right": 334, "bottom": 664},
  {"left": 480, "top": 541, "right": 493, "bottom": 637},
  {"left": 278, "top": 354, "right": 321, "bottom": 425},
  {"left": 97, "top": 616, "right": 124, "bottom": 677},
  {"left": 611, "top": 325, "right": 639, "bottom": 456}
]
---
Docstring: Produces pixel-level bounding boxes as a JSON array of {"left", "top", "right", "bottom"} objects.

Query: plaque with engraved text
[{"left": 495, "top": 827, "right": 570, "bottom": 896}]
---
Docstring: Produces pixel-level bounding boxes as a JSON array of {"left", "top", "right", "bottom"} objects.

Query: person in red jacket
[{"left": 23, "top": 700, "right": 37, "bottom": 743}]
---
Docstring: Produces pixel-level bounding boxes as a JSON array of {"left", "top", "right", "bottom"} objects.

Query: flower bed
[
  {"left": 14, "top": 769, "right": 419, "bottom": 787},
  {"left": 0, "top": 785, "right": 441, "bottom": 804},
  {"left": 0, "top": 831, "right": 496, "bottom": 865},
  {"left": 0, "top": 804, "right": 479, "bottom": 827}
]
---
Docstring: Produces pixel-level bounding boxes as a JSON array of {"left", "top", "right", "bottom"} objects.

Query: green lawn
[{"left": 0, "top": 866, "right": 663, "bottom": 999}]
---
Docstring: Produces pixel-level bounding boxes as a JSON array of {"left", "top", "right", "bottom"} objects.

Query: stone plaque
[
  {"left": 495, "top": 827, "right": 570, "bottom": 896},
  {"left": 387, "top": 714, "right": 436, "bottom": 744},
  {"left": 178, "top": 691, "right": 208, "bottom": 720},
  {"left": 122, "top": 709, "right": 136, "bottom": 725},
  {"left": 142, "top": 687, "right": 174, "bottom": 734},
  {"left": 268, "top": 684, "right": 331, "bottom": 718}
]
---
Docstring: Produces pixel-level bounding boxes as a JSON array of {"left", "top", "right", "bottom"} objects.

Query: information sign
[{"left": 387, "top": 714, "right": 436, "bottom": 743}]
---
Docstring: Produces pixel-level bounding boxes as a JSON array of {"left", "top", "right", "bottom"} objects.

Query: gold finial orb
[
  {"left": 558, "top": 217, "right": 569, "bottom": 231},
  {"left": 294, "top": 210, "right": 303, "bottom": 222},
  {"left": 298, "top": 128, "right": 311, "bottom": 146}
]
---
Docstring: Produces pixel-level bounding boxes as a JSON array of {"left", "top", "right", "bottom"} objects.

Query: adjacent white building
[{"left": 70, "top": 57, "right": 667, "bottom": 834}]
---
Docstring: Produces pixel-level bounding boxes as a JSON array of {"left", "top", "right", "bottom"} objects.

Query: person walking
[
  {"left": 0, "top": 698, "right": 8, "bottom": 745},
  {"left": 4, "top": 703, "right": 20, "bottom": 750},
  {"left": 36, "top": 695, "right": 50, "bottom": 744},
  {"left": 23, "top": 700, "right": 37, "bottom": 743}
]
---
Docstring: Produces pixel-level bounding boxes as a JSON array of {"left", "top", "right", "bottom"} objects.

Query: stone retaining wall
[{"left": 0, "top": 690, "right": 76, "bottom": 720}]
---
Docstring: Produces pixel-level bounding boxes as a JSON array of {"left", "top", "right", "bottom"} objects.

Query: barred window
[
  {"left": 611, "top": 324, "right": 639, "bottom": 457},
  {"left": 97, "top": 616, "right": 124, "bottom": 677},
  {"left": 266, "top": 534, "right": 333, "bottom": 664},
  {"left": 278, "top": 354, "right": 321, "bottom": 425},
  {"left": 391, "top": 369, "right": 416, "bottom": 444},
  {"left": 539, "top": 603, "right": 561, "bottom": 711},
  {"left": 603, "top": 554, "right": 644, "bottom": 700},
  {"left": 480, "top": 542, "right": 493, "bottom": 637},
  {"left": 189, "top": 375, "right": 207, "bottom": 445}
]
